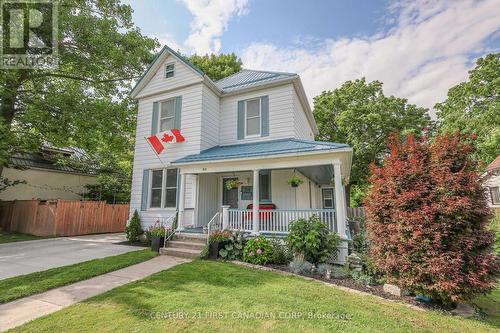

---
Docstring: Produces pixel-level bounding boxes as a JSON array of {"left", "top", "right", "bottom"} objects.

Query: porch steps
[{"left": 159, "top": 233, "right": 207, "bottom": 259}]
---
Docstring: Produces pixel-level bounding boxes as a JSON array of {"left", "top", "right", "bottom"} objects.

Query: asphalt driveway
[{"left": 0, "top": 233, "right": 142, "bottom": 280}]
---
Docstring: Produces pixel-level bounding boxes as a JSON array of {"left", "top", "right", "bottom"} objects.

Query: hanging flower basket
[
  {"left": 287, "top": 175, "right": 304, "bottom": 188},
  {"left": 226, "top": 179, "right": 242, "bottom": 190}
]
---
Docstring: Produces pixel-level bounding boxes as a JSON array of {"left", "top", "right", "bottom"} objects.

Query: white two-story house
[{"left": 129, "top": 45, "right": 353, "bottom": 262}]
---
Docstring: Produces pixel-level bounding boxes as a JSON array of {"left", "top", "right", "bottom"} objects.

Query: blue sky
[{"left": 125, "top": 0, "right": 500, "bottom": 111}]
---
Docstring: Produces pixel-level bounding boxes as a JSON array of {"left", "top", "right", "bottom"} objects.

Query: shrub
[
  {"left": 242, "top": 236, "right": 273, "bottom": 265},
  {"left": 125, "top": 210, "right": 143, "bottom": 242},
  {"left": 365, "top": 133, "right": 499, "bottom": 304},
  {"left": 330, "top": 265, "right": 348, "bottom": 279},
  {"left": 288, "top": 258, "right": 313, "bottom": 275},
  {"left": 269, "top": 238, "right": 293, "bottom": 265},
  {"left": 350, "top": 271, "right": 377, "bottom": 286},
  {"left": 219, "top": 231, "right": 248, "bottom": 260},
  {"left": 285, "top": 215, "right": 341, "bottom": 264},
  {"left": 316, "top": 263, "right": 332, "bottom": 276}
]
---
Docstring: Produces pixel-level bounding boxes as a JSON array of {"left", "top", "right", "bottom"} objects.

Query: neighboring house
[
  {"left": 0, "top": 146, "right": 97, "bottom": 201},
  {"left": 130, "top": 45, "right": 353, "bottom": 262},
  {"left": 483, "top": 155, "right": 500, "bottom": 208}
]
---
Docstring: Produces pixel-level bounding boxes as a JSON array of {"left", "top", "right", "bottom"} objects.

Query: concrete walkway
[
  {"left": 0, "top": 255, "right": 190, "bottom": 332},
  {"left": 0, "top": 233, "right": 141, "bottom": 280}
]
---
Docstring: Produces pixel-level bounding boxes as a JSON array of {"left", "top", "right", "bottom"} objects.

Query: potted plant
[
  {"left": 148, "top": 220, "right": 166, "bottom": 253},
  {"left": 225, "top": 179, "right": 241, "bottom": 190},
  {"left": 287, "top": 175, "right": 304, "bottom": 188},
  {"left": 208, "top": 230, "right": 231, "bottom": 259}
]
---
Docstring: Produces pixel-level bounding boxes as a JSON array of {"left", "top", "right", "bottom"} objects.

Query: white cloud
[
  {"left": 180, "top": 0, "right": 249, "bottom": 54},
  {"left": 241, "top": 0, "right": 500, "bottom": 112}
]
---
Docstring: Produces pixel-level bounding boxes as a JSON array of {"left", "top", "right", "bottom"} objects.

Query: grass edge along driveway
[
  {"left": 9, "top": 260, "right": 498, "bottom": 333},
  {"left": 0, "top": 249, "right": 157, "bottom": 304},
  {"left": 0, "top": 232, "right": 49, "bottom": 244}
]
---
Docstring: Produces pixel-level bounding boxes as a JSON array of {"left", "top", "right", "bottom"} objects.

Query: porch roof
[{"left": 172, "top": 138, "right": 349, "bottom": 164}]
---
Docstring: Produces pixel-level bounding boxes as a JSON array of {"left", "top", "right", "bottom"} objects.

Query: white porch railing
[
  {"left": 206, "top": 212, "right": 222, "bottom": 243},
  {"left": 227, "top": 209, "right": 336, "bottom": 234}
]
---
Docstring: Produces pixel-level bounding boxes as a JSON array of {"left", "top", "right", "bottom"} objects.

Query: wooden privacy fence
[
  {"left": 0, "top": 200, "right": 130, "bottom": 237},
  {"left": 347, "top": 207, "right": 366, "bottom": 219}
]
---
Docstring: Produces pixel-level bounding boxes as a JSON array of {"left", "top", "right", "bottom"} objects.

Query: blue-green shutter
[
  {"left": 261, "top": 95, "right": 269, "bottom": 137},
  {"left": 151, "top": 102, "right": 159, "bottom": 135},
  {"left": 174, "top": 96, "right": 182, "bottom": 129},
  {"left": 141, "top": 169, "right": 149, "bottom": 211},
  {"left": 237, "top": 100, "right": 245, "bottom": 140}
]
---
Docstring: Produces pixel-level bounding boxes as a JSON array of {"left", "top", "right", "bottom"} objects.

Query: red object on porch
[{"left": 246, "top": 203, "right": 276, "bottom": 220}]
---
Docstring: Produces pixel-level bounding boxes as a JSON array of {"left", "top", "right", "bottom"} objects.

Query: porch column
[
  {"left": 333, "top": 163, "right": 347, "bottom": 237},
  {"left": 176, "top": 172, "right": 187, "bottom": 231},
  {"left": 333, "top": 163, "right": 348, "bottom": 265},
  {"left": 252, "top": 169, "right": 260, "bottom": 234},
  {"left": 222, "top": 205, "right": 230, "bottom": 230}
]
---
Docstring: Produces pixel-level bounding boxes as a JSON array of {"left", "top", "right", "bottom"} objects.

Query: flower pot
[
  {"left": 209, "top": 241, "right": 228, "bottom": 259},
  {"left": 291, "top": 183, "right": 299, "bottom": 188},
  {"left": 151, "top": 235, "right": 164, "bottom": 253}
]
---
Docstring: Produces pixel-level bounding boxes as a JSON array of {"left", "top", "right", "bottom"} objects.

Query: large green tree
[
  {"left": 188, "top": 53, "right": 242, "bottom": 81},
  {"left": 0, "top": 0, "right": 157, "bottom": 198},
  {"left": 313, "top": 78, "right": 431, "bottom": 205},
  {"left": 435, "top": 53, "right": 500, "bottom": 166}
]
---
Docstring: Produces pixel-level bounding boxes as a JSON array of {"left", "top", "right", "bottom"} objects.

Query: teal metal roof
[
  {"left": 172, "top": 138, "right": 349, "bottom": 164},
  {"left": 215, "top": 69, "right": 297, "bottom": 93}
]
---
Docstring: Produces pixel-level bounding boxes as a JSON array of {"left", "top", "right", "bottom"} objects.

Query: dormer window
[{"left": 165, "top": 63, "right": 175, "bottom": 78}]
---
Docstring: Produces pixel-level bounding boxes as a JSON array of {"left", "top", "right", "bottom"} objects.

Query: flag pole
[{"left": 144, "top": 136, "right": 169, "bottom": 168}]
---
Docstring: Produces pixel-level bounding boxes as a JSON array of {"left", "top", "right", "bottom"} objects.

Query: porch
[{"left": 172, "top": 139, "right": 352, "bottom": 242}]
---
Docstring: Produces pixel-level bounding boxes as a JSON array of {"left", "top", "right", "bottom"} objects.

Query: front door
[{"left": 223, "top": 178, "right": 239, "bottom": 208}]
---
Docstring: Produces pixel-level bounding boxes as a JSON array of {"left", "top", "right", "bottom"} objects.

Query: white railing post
[
  {"left": 252, "top": 169, "right": 260, "bottom": 234},
  {"left": 222, "top": 205, "right": 230, "bottom": 230}
]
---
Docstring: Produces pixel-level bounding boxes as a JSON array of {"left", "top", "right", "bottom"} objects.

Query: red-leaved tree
[{"left": 365, "top": 133, "right": 498, "bottom": 304}]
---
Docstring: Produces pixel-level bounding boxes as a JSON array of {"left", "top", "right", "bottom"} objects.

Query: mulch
[{"left": 265, "top": 264, "right": 445, "bottom": 311}]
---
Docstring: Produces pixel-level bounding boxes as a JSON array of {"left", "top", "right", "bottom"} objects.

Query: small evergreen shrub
[
  {"left": 125, "top": 210, "right": 143, "bottom": 242},
  {"left": 269, "top": 238, "right": 293, "bottom": 265},
  {"left": 242, "top": 236, "right": 272, "bottom": 265},
  {"left": 288, "top": 258, "right": 313, "bottom": 275},
  {"left": 285, "top": 215, "right": 341, "bottom": 264}
]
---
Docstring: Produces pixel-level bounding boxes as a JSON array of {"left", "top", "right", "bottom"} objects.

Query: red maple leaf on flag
[{"left": 161, "top": 133, "right": 174, "bottom": 142}]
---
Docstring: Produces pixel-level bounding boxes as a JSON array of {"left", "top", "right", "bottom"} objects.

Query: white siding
[
  {"left": 200, "top": 85, "right": 220, "bottom": 150},
  {"left": 130, "top": 82, "right": 204, "bottom": 227},
  {"left": 219, "top": 84, "right": 296, "bottom": 145},
  {"left": 484, "top": 173, "right": 500, "bottom": 208},
  {"left": 135, "top": 54, "right": 202, "bottom": 99},
  {"left": 293, "top": 90, "right": 315, "bottom": 140}
]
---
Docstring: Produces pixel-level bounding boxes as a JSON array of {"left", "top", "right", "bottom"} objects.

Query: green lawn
[
  {"left": 0, "top": 249, "right": 157, "bottom": 304},
  {"left": 0, "top": 231, "right": 48, "bottom": 244},
  {"left": 473, "top": 286, "right": 500, "bottom": 327},
  {"left": 9, "top": 261, "right": 498, "bottom": 333}
]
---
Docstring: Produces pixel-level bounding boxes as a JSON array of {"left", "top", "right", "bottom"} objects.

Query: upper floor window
[
  {"left": 159, "top": 98, "right": 176, "bottom": 131},
  {"left": 150, "top": 168, "right": 178, "bottom": 208},
  {"left": 165, "top": 63, "right": 175, "bottom": 78},
  {"left": 245, "top": 98, "right": 261, "bottom": 137}
]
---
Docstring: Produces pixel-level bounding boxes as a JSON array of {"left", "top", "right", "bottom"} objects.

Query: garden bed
[{"left": 263, "top": 263, "right": 445, "bottom": 311}]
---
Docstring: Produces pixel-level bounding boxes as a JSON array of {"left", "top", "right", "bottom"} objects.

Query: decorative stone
[
  {"left": 346, "top": 253, "right": 363, "bottom": 272},
  {"left": 383, "top": 283, "right": 402, "bottom": 297},
  {"left": 138, "top": 233, "right": 148, "bottom": 243},
  {"left": 451, "top": 303, "right": 475, "bottom": 318}
]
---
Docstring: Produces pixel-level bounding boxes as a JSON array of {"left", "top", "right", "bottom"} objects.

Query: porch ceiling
[{"left": 297, "top": 165, "right": 333, "bottom": 185}]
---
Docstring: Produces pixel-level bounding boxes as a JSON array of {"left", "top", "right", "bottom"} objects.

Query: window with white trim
[
  {"left": 491, "top": 186, "right": 500, "bottom": 205},
  {"left": 165, "top": 63, "right": 175, "bottom": 78},
  {"left": 159, "top": 98, "right": 176, "bottom": 132},
  {"left": 149, "top": 168, "right": 178, "bottom": 208},
  {"left": 245, "top": 98, "right": 261, "bottom": 137}
]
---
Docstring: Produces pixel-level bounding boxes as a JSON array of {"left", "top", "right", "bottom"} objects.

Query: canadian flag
[{"left": 147, "top": 129, "right": 185, "bottom": 155}]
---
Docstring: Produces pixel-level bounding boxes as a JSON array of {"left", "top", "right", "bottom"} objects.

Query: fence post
[{"left": 222, "top": 205, "right": 230, "bottom": 230}]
